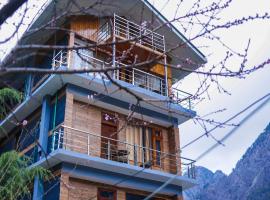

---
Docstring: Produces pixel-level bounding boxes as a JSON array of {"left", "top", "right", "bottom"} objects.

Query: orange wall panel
[{"left": 70, "top": 16, "right": 99, "bottom": 41}]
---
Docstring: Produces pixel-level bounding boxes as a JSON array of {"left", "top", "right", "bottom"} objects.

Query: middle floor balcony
[{"left": 51, "top": 49, "right": 193, "bottom": 110}]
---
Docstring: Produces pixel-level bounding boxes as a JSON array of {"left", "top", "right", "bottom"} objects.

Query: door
[{"left": 101, "top": 123, "right": 117, "bottom": 159}]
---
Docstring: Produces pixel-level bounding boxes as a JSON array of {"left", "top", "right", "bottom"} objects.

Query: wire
[
  {"left": 181, "top": 92, "right": 270, "bottom": 150},
  {"left": 196, "top": 95, "right": 270, "bottom": 161},
  {"left": 143, "top": 92, "right": 270, "bottom": 200}
]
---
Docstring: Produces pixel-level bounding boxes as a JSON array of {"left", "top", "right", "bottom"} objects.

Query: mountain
[{"left": 184, "top": 123, "right": 270, "bottom": 200}]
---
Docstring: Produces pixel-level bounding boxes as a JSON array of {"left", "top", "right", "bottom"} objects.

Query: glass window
[{"left": 98, "top": 188, "right": 116, "bottom": 200}]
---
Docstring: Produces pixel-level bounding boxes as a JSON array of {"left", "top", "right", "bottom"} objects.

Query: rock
[{"left": 184, "top": 123, "right": 270, "bottom": 200}]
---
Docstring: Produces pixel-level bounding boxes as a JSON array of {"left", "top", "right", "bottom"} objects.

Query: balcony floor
[{"left": 32, "top": 149, "right": 197, "bottom": 195}]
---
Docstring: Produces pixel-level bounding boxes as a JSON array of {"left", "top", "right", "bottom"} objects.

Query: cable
[
  {"left": 181, "top": 92, "right": 270, "bottom": 150},
  {"left": 143, "top": 92, "right": 270, "bottom": 200},
  {"left": 196, "top": 95, "right": 270, "bottom": 161}
]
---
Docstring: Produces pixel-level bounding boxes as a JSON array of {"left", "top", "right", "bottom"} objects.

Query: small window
[{"left": 98, "top": 188, "right": 116, "bottom": 200}]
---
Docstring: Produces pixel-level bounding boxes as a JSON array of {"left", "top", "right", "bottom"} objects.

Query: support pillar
[
  {"left": 32, "top": 95, "right": 51, "bottom": 200},
  {"left": 38, "top": 95, "right": 51, "bottom": 158},
  {"left": 33, "top": 177, "right": 44, "bottom": 200},
  {"left": 112, "top": 13, "right": 116, "bottom": 78}
]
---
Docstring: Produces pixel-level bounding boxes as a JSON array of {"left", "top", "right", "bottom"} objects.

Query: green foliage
[
  {"left": 0, "top": 87, "right": 22, "bottom": 120},
  {"left": 0, "top": 151, "right": 51, "bottom": 200}
]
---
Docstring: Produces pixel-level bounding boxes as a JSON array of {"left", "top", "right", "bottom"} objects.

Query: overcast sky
[
  {"left": 1, "top": 0, "right": 270, "bottom": 175},
  {"left": 152, "top": 0, "right": 270, "bottom": 174}
]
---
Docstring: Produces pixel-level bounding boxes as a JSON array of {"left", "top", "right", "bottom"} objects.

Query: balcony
[
  {"left": 93, "top": 14, "right": 165, "bottom": 55},
  {"left": 46, "top": 125, "right": 196, "bottom": 179},
  {"left": 52, "top": 50, "right": 193, "bottom": 110}
]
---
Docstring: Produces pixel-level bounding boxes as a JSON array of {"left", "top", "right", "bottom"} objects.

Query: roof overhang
[
  {"left": 2, "top": 0, "right": 206, "bottom": 83},
  {"left": 0, "top": 71, "right": 196, "bottom": 139}
]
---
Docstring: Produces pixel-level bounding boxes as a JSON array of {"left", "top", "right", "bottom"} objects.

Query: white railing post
[
  {"left": 57, "top": 129, "right": 61, "bottom": 149},
  {"left": 152, "top": 34, "right": 154, "bottom": 50},
  {"left": 60, "top": 50, "right": 63, "bottom": 66},
  {"left": 134, "top": 145, "right": 138, "bottom": 166},
  {"left": 132, "top": 69, "right": 135, "bottom": 85},
  {"left": 126, "top": 21, "right": 129, "bottom": 39},
  {"left": 107, "top": 140, "right": 111, "bottom": 160},
  {"left": 142, "top": 147, "right": 145, "bottom": 167},
  {"left": 112, "top": 14, "right": 116, "bottom": 71},
  {"left": 139, "top": 26, "right": 142, "bottom": 44},
  {"left": 87, "top": 134, "right": 90, "bottom": 155},
  {"left": 51, "top": 130, "right": 56, "bottom": 151}
]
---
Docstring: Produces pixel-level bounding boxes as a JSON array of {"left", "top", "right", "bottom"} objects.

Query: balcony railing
[
  {"left": 47, "top": 125, "right": 196, "bottom": 179},
  {"left": 52, "top": 50, "right": 68, "bottom": 69},
  {"left": 170, "top": 88, "right": 193, "bottom": 110},
  {"left": 94, "top": 14, "right": 165, "bottom": 53},
  {"left": 114, "top": 62, "right": 167, "bottom": 95},
  {"left": 51, "top": 50, "right": 194, "bottom": 109}
]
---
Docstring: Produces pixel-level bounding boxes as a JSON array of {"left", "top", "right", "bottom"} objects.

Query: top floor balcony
[{"left": 93, "top": 14, "right": 165, "bottom": 55}]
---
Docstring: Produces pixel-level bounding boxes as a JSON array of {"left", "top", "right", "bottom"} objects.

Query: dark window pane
[{"left": 98, "top": 189, "right": 115, "bottom": 200}]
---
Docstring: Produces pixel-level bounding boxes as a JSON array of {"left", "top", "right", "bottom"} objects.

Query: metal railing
[
  {"left": 114, "top": 62, "right": 167, "bottom": 95},
  {"left": 170, "top": 87, "right": 193, "bottom": 110},
  {"left": 51, "top": 50, "right": 194, "bottom": 109},
  {"left": 52, "top": 50, "right": 68, "bottom": 69},
  {"left": 96, "top": 22, "right": 111, "bottom": 43},
  {"left": 48, "top": 125, "right": 196, "bottom": 179},
  {"left": 114, "top": 14, "right": 165, "bottom": 52},
  {"left": 92, "top": 14, "right": 165, "bottom": 53}
]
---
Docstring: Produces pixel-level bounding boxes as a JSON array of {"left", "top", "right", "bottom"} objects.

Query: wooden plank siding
[
  {"left": 69, "top": 16, "right": 99, "bottom": 42},
  {"left": 150, "top": 63, "right": 172, "bottom": 89}
]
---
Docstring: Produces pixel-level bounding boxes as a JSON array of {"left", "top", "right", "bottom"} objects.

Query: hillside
[{"left": 184, "top": 123, "right": 270, "bottom": 200}]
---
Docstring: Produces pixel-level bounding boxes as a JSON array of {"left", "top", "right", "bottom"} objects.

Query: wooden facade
[
  {"left": 69, "top": 16, "right": 99, "bottom": 42},
  {"left": 67, "top": 16, "right": 169, "bottom": 85}
]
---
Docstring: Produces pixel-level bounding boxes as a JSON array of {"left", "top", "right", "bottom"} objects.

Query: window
[
  {"left": 98, "top": 188, "right": 116, "bottom": 200},
  {"left": 151, "top": 128, "right": 163, "bottom": 166}
]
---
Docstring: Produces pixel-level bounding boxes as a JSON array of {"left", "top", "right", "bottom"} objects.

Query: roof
[{"left": 3, "top": 0, "right": 207, "bottom": 82}]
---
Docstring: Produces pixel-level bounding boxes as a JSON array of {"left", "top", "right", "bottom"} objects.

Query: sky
[
  {"left": 151, "top": 0, "right": 270, "bottom": 174},
  {"left": 1, "top": 0, "right": 270, "bottom": 175}
]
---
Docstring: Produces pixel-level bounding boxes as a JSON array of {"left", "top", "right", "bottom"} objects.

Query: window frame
[{"left": 151, "top": 127, "right": 163, "bottom": 167}]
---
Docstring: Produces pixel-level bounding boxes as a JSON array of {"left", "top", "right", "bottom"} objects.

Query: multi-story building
[{"left": 0, "top": 0, "right": 206, "bottom": 199}]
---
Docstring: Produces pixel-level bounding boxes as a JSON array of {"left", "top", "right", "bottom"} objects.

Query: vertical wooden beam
[{"left": 164, "top": 55, "right": 168, "bottom": 96}]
